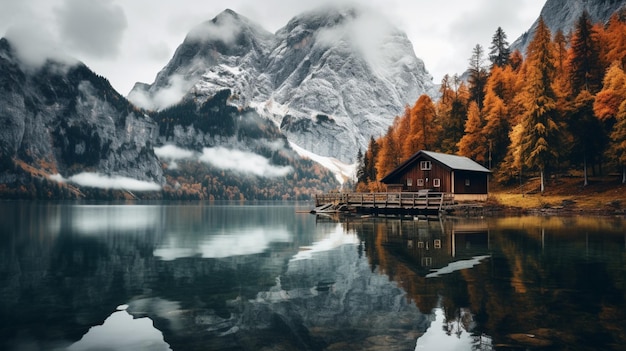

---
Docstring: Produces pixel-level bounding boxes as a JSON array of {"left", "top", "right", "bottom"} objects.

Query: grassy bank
[{"left": 488, "top": 175, "right": 626, "bottom": 214}]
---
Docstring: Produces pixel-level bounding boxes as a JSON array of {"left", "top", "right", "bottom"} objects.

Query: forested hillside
[{"left": 357, "top": 11, "right": 626, "bottom": 193}]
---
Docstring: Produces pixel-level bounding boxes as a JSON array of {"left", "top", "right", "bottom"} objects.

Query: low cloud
[
  {"left": 315, "top": 6, "right": 400, "bottom": 73},
  {"left": 4, "top": 21, "right": 78, "bottom": 70},
  {"left": 187, "top": 10, "right": 243, "bottom": 45},
  {"left": 128, "top": 74, "right": 191, "bottom": 111},
  {"left": 50, "top": 172, "right": 161, "bottom": 191},
  {"left": 154, "top": 144, "right": 292, "bottom": 178},
  {"left": 54, "top": 0, "right": 128, "bottom": 58},
  {"left": 154, "top": 144, "right": 195, "bottom": 160},
  {"left": 200, "top": 146, "right": 293, "bottom": 177}
]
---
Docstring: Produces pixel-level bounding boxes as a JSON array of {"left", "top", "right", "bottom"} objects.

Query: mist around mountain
[
  {"left": 0, "top": 35, "right": 337, "bottom": 201},
  {"left": 129, "top": 5, "right": 436, "bottom": 164},
  {"left": 4, "top": 0, "right": 626, "bottom": 200}
]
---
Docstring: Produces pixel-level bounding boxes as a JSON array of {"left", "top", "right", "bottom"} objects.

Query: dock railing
[{"left": 315, "top": 192, "right": 455, "bottom": 211}]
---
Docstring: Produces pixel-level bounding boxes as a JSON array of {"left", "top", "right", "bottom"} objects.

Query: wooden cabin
[{"left": 380, "top": 150, "right": 491, "bottom": 201}]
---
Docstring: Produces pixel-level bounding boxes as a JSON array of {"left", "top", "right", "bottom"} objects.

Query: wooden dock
[{"left": 313, "top": 192, "right": 455, "bottom": 216}]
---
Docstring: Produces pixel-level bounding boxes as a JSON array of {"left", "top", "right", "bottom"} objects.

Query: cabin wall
[
  {"left": 452, "top": 170, "right": 488, "bottom": 195},
  {"left": 385, "top": 156, "right": 453, "bottom": 192}
]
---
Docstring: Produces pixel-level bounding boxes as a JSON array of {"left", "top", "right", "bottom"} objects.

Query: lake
[{"left": 1, "top": 201, "right": 625, "bottom": 350}]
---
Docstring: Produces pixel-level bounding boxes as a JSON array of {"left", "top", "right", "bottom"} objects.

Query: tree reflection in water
[{"left": 0, "top": 203, "right": 625, "bottom": 350}]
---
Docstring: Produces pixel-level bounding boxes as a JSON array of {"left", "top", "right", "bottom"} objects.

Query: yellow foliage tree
[{"left": 458, "top": 101, "right": 488, "bottom": 165}]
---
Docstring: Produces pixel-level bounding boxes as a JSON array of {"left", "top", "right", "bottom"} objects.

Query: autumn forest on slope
[{"left": 356, "top": 11, "right": 626, "bottom": 197}]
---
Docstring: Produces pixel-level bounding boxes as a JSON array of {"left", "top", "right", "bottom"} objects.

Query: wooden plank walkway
[{"left": 314, "top": 192, "right": 455, "bottom": 216}]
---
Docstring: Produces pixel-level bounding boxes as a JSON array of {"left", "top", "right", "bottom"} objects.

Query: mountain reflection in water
[{"left": 0, "top": 202, "right": 625, "bottom": 350}]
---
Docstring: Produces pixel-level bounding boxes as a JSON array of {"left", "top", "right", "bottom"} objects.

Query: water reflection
[
  {"left": 68, "top": 304, "right": 171, "bottom": 351},
  {"left": 1, "top": 202, "right": 625, "bottom": 350}
]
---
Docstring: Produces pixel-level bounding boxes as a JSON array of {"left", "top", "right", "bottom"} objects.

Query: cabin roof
[{"left": 381, "top": 150, "right": 490, "bottom": 183}]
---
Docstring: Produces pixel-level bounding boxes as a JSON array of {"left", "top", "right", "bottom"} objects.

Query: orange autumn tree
[
  {"left": 404, "top": 94, "right": 439, "bottom": 158},
  {"left": 482, "top": 65, "right": 517, "bottom": 169},
  {"left": 603, "top": 13, "right": 626, "bottom": 67},
  {"left": 438, "top": 75, "right": 469, "bottom": 153},
  {"left": 518, "top": 16, "right": 562, "bottom": 193},
  {"left": 458, "top": 101, "right": 488, "bottom": 165},
  {"left": 376, "top": 122, "right": 403, "bottom": 181},
  {"left": 594, "top": 62, "right": 626, "bottom": 122}
]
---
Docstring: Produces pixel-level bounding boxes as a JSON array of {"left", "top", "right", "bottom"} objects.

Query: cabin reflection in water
[{"left": 339, "top": 216, "right": 490, "bottom": 278}]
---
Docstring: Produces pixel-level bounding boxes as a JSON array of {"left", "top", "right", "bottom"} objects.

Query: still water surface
[{"left": 1, "top": 201, "right": 625, "bottom": 350}]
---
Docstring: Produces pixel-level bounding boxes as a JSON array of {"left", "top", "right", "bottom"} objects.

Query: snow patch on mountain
[{"left": 289, "top": 141, "right": 355, "bottom": 185}]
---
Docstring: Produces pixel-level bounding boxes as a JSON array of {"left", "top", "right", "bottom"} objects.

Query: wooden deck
[{"left": 314, "top": 192, "right": 455, "bottom": 216}]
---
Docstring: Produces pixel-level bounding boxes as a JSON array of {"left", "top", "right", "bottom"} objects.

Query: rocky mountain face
[
  {"left": 0, "top": 38, "right": 163, "bottom": 190},
  {"left": 512, "top": 0, "right": 626, "bottom": 53},
  {"left": 129, "top": 6, "right": 436, "bottom": 164}
]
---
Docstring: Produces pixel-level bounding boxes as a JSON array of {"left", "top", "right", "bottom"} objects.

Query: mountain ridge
[{"left": 129, "top": 5, "right": 436, "bottom": 164}]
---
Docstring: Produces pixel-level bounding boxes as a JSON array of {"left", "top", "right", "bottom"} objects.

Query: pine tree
[
  {"left": 611, "top": 100, "right": 626, "bottom": 183},
  {"left": 365, "top": 136, "right": 379, "bottom": 183},
  {"left": 569, "top": 90, "right": 606, "bottom": 186},
  {"left": 518, "top": 17, "right": 561, "bottom": 193},
  {"left": 356, "top": 148, "right": 365, "bottom": 184},
  {"left": 468, "top": 44, "right": 489, "bottom": 110},
  {"left": 569, "top": 11, "right": 604, "bottom": 95},
  {"left": 489, "top": 27, "right": 511, "bottom": 68}
]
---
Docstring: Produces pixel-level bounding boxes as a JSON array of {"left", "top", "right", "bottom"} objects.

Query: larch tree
[
  {"left": 376, "top": 126, "right": 401, "bottom": 180},
  {"left": 553, "top": 29, "right": 572, "bottom": 98},
  {"left": 489, "top": 27, "right": 511, "bottom": 68},
  {"left": 594, "top": 61, "right": 626, "bottom": 122},
  {"left": 468, "top": 44, "right": 489, "bottom": 110},
  {"left": 482, "top": 68, "right": 511, "bottom": 169},
  {"left": 458, "top": 101, "right": 488, "bottom": 165},
  {"left": 438, "top": 77, "right": 469, "bottom": 153},
  {"left": 499, "top": 122, "right": 525, "bottom": 184},
  {"left": 518, "top": 16, "right": 561, "bottom": 193},
  {"left": 604, "top": 13, "right": 626, "bottom": 67},
  {"left": 397, "top": 106, "right": 413, "bottom": 159},
  {"left": 406, "top": 94, "right": 438, "bottom": 155},
  {"left": 509, "top": 49, "right": 524, "bottom": 73}
]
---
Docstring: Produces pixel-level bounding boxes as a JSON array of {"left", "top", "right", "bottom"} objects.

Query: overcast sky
[{"left": 0, "top": 0, "right": 545, "bottom": 95}]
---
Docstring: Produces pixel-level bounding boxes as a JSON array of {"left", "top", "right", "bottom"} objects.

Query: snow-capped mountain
[{"left": 129, "top": 6, "right": 436, "bottom": 164}]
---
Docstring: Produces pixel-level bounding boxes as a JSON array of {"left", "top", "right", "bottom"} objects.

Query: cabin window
[
  {"left": 420, "top": 161, "right": 432, "bottom": 170},
  {"left": 433, "top": 178, "right": 441, "bottom": 187},
  {"left": 422, "top": 257, "right": 432, "bottom": 267},
  {"left": 434, "top": 239, "right": 441, "bottom": 249},
  {"left": 417, "top": 241, "right": 424, "bottom": 249},
  {"left": 417, "top": 179, "right": 424, "bottom": 186},
  {"left": 406, "top": 178, "right": 412, "bottom": 186},
  {"left": 465, "top": 179, "right": 471, "bottom": 186}
]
